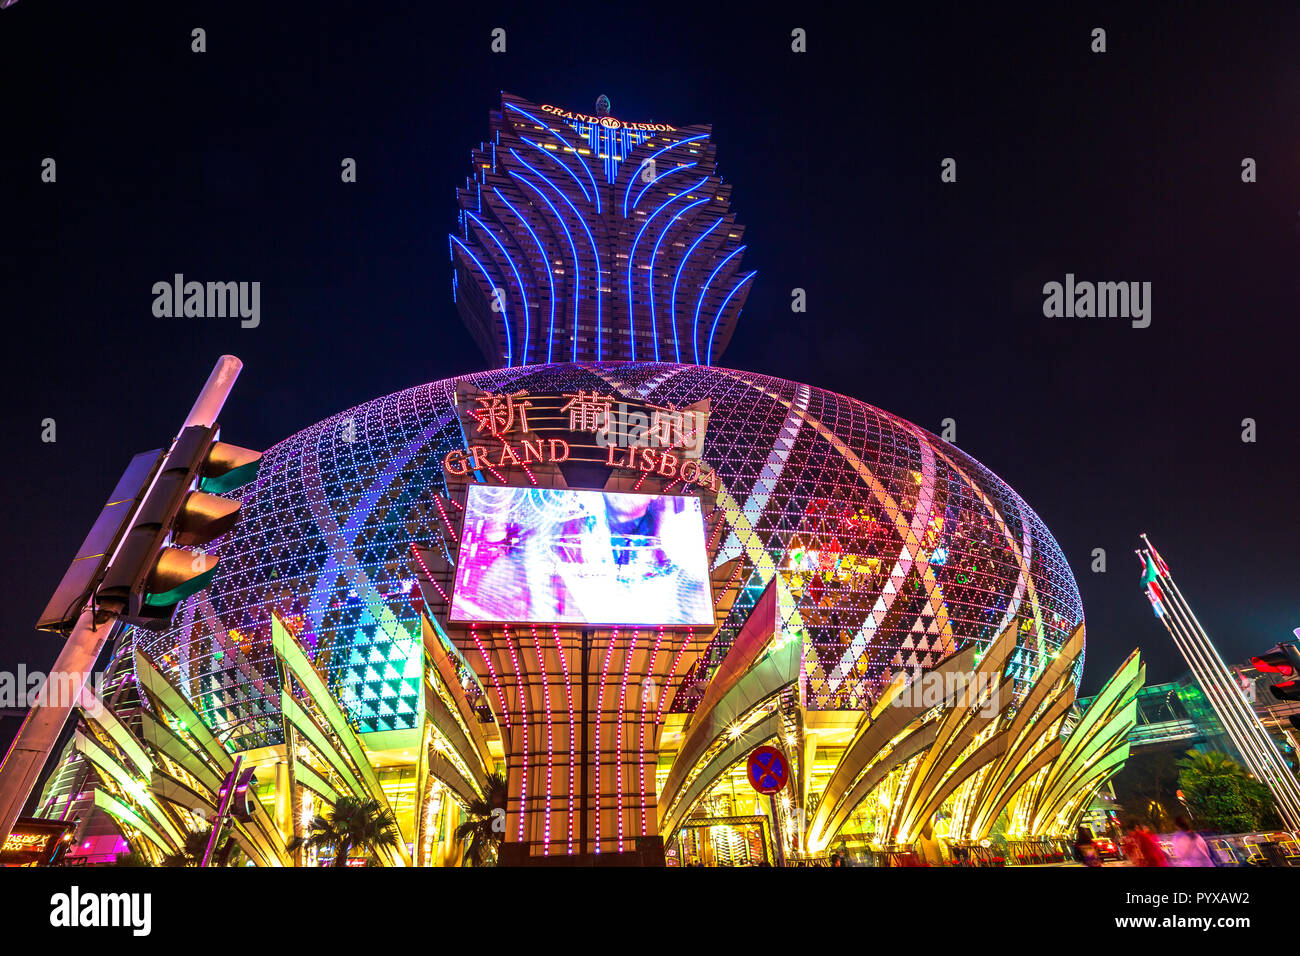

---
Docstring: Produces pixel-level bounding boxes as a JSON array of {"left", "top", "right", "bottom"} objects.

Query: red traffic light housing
[
  {"left": 1251, "top": 651, "right": 1295, "bottom": 676},
  {"left": 1252, "top": 642, "right": 1300, "bottom": 703}
]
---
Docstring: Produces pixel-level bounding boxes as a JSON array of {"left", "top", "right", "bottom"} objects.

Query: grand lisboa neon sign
[{"left": 539, "top": 103, "right": 677, "bottom": 132}]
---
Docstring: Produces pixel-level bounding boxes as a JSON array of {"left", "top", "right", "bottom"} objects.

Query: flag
[
  {"left": 1140, "top": 554, "right": 1166, "bottom": 618},
  {"left": 1140, "top": 554, "right": 1160, "bottom": 587},
  {"left": 1145, "top": 586, "right": 1165, "bottom": 618}
]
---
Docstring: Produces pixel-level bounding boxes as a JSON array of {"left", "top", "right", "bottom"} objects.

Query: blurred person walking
[
  {"left": 1124, "top": 820, "right": 1169, "bottom": 867},
  {"left": 1171, "top": 817, "right": 1215, "bottom": 866},
  {"left": 1073, "top": 823, "right": 1102, "bottom": 866}
]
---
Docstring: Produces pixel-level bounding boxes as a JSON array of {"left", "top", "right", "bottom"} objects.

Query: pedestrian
[
  {"left": 1121, "top": 821, "right": 1142, "bottom": 865},
  {"left": 1073, "top": 823, "right": 1101, "bottom": 866},
  {"left": 1170, "top": 816, "right": 1215, "bottom": 867},
  {"left": 1125, "top": 820, "right": 1169, "bottom": 867}
]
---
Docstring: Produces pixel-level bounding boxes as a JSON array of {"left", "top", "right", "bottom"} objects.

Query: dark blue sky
[{"left": 2, "top": 0, "right": 1298, "bottom": 714}]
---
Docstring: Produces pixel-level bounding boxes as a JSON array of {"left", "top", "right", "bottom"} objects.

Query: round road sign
[{"left": 746, "top": 745, "right": 789, "bottom": 795}]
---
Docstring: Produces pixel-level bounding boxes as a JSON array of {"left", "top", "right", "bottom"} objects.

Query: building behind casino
[{"left": 29, "top": 94, "right": 1142, "bottom": 867}]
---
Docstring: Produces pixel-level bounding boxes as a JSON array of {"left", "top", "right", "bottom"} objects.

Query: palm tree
[
  {"left": 1177, "top": 750, "right": 1276, "bottom": 832},
  {"left": 1179, "top": 751, "right": 1248, "bottom": 780},
  {"left": 163, "top": 825, "right": 228, "bottom": 867},
  {"left": 455, "top": 770, "right": 508, "bottom": 866},
  {"left": 289, "top": 796, "right": 402, "bottom": 867}
]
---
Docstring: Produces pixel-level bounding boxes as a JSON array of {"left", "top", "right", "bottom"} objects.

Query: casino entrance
[{"left": 671, "top": 815, "right": 773, "bottom": 867}]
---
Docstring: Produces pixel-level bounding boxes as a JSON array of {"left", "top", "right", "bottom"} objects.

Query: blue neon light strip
[
  {"left": 672, "top": 217, "right": 724, "bottom": 365},
  {"left": 519, "top": 136, "right": 592, "bottom": 205},
  {"left": 504, "top": 102, "right": 601, "bottom": 213},
  {"left": 508, "top": 172, "right": 582, "bottom": 363},
  {"left": 509, "top": 149, "right": 603, "bottom": 361},
  {"left": 627, "top": 175, "right": 711, "bottom": 362},
  {"left": 692, "top": 244, "right": 746, "bottom": 365},
  {"left": 622, "top": 134, "right": 709, "bottom": 217},
  {"left": 466, "top": 210, "right": 531, "bottom": 366},
  {"left": 630, "top": 162, "right": 699, "bottom": 223},
  {"left": 451, "top": 235, "right": 512, "bottom": 367},
  {"left": 614, "top": 127, "right": 653, "bottom": 183},
  {"left": 649, "top": 197, "right": 711, "bottom": 363},
  {"left": 495, "top": 189, "right": 556, "bottom": 364},
  {"left": 569, "top": 122, "right": 655, "bottom": 185},
  {"left": 708, "top": 270, "right": 756, "bottom": 365}
]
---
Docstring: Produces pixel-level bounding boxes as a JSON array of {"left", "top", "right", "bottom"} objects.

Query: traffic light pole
[
  {"left": 0, "top": 609, "right": 116, "bottom": 842},
  {"left": 0, "top": 356, "right": 245, "bottom": 845},
  {"left": 183, "top": 354, "right": 244, "bottom": 431}
]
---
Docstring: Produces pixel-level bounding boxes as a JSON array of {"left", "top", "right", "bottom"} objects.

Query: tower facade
[{"left": 450, "top": 93, "right": 754, "bottom": 367}]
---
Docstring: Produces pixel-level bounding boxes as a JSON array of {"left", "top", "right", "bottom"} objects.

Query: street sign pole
[
  {"left": 768, "top": 793, "right": 786, "bottom": 867},
  {"left": 746, "top": 744, "right": 790, "bottom": 867},
  {"left": 0, "top": 356, "right": 246, "bottom": 845},
  {"left": 201, "top": 754, "right": 243, "bottom": 868}
]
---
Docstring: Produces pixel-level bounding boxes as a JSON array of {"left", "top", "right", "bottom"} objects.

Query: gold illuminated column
[
  {"left": 422, "top": 387, "right": 731, "bottom": 863},
  {"left": 457, "top": 623, "right": 709, "bottom": 862}
]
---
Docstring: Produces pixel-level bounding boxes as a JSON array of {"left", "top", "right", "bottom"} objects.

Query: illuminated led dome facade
[{"left": 136, "top": 362, "right": 1083, "bottom": 751}]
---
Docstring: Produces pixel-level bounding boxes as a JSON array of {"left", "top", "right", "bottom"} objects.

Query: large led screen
[{"left": 449, "top": 486, "right": 714, "bottom": 626}]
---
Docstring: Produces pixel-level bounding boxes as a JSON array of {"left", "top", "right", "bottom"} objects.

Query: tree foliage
[
  {"left": 1177, "top": 750, "right": 1280, "bottom": 833},
  {"left": 454, "top": 770, "right": 508, "bottom": 866},
  {"left": 290, "top": 795, "right": 403, "bottom": 867},
  {"left": 162, "top": 825, "right": 226, "bottom": 867}
]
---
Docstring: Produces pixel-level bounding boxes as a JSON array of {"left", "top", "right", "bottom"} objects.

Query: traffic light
[
  {"left": 1251, "top": 640, "right": 1300, "bottom": 729},
  {"left": 95, "top": 424, "right": 261, "bottom": 628},
  {"left": 5, "top": 356, "right": 252, "bottom": 846}
]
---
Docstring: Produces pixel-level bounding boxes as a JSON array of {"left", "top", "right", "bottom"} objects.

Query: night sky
[{"left": 3, "top": 0, "right": 1298, "bottom": 753}]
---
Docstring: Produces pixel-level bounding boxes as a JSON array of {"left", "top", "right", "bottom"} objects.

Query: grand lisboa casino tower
[{"left": 44, "top": 94, "right": 1145, "bottom": 868}]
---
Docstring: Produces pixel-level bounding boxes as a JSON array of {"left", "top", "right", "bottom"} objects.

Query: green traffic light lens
[
  {"left": 199, "top": 460, "right": 260, "bottom": 495},
  {"left": 143, "top": 565, "right": 218, "bottom": 607}
]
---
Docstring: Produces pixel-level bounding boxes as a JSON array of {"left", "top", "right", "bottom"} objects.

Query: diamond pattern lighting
[{"left": 135, "top": 363, "right": 1083, "bottom": 748}]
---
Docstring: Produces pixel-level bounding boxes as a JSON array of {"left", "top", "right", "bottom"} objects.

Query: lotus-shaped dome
[{"left": 136, "top": 362, "right": 1083, "bottom": 754}]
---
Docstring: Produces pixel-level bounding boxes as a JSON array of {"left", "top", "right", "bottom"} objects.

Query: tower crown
[{"left": 450, "top": 93, "right": 754, "bottom": 367}]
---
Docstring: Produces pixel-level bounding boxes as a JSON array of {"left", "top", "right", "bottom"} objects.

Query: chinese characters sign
[{"left": 448, "top": 384, "right": 716, "bottom": 490}]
